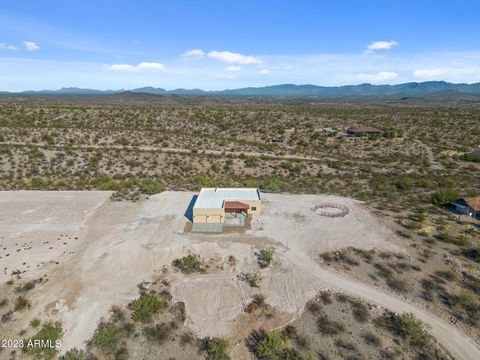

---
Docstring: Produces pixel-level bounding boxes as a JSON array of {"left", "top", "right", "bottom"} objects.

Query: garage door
[{"left": 206, "top": 215, "right": 222, "bottom": 224}]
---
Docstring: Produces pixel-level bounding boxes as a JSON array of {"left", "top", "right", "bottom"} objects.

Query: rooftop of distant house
[
  {"left": 347, "top": 126, "right": 383, "bottom": 134},
  {"left": 463, "top": 196, "right": 480, "bottom": 211},
  {"left": 465, "top": 149, "right": 480, "bottom": 157}
]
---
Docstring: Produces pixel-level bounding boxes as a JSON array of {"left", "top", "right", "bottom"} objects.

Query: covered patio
[{"left": 224, "top": 201, "right": 249, "bottom": 226}]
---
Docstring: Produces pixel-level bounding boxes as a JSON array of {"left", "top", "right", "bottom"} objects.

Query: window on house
[{"left": 251, "top": 206, "right": 257, "bottom": 211}]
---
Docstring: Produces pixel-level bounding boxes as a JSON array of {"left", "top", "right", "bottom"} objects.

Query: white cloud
[
  {"left": 412, "top": 67, "right": 480, "bottom": 82},
  {"left": 259, "top": 69, "right": 271, "bottom": 74},
  {"left": 366, "top": 40, "right": 398, "bottom": 53},
  {"left": 208, "top": 50, "right": 261, "bottom": 64},
  {"left": 357, "top": 71, "right": 399, "bottom": 82},
  {"left": 23, "top": 41, "right": 40, "bottom": 51},
  {"left": 225, "top": 66, "right": 241, "bottom": 72},
  {"left": 182, "top": 49, "right": 205, "bottom": 58},
  {"left": 0, "top": 42, "right": 17, "bottom": 50},
  {"left": 137, "top": 62, "right": 165, "bottom": 70},
  {"left": 106, "top": 62, "right": 164, "bottom": 73},
  {"left": 107, "top": 64, "right": 137, "bottom": 72}
]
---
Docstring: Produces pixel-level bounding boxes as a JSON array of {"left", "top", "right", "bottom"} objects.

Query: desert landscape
[
  {"left": 2, "top": 2, "right": 480, "bottom": 359},
  {"left": 0, "top": 96, "right": 479, "bottom": 360},
  {"left": 1, "top": 188, "right": 479, "bottom": 359}
]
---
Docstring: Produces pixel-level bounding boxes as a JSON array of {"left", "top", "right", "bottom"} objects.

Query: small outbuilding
[
  {"left": 193, "top": 188, "right": 261, "bottom": 224},
  {"left": 451, "top": 196, "right": 480, "bottom": 219},
  {"left": 347, "top": 126, "right": 383, "bottom": 137}
]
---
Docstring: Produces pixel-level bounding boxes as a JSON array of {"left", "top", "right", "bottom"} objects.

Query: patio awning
[{"left": 224, "top": 201, "right": 250, "bottom": 210}]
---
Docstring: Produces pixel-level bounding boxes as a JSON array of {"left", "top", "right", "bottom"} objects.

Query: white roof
[{"left": 194, "top": 188, "right": 260, "bottom": 209}]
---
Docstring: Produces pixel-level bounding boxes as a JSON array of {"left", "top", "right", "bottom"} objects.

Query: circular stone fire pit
[{"left": 313, "top": 203, "right": 350, "bottom": 218}]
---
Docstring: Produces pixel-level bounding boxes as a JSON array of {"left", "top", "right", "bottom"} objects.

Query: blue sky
[{"left": 1, "top": 0, "right": 480, "bottom": 91}]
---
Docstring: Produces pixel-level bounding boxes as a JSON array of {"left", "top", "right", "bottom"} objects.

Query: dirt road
[
  {"left": 415, "top": 139, "right": 444, "bottom": 170},
  {"left": 280, "top": 251, "right": 480, "bottom": 360},
  {"left": 0, "top": 141, "right": 332, "bottom": 163}
]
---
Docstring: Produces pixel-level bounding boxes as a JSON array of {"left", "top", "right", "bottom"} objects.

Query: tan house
[{"left": 193, "top": 188, "right": 261, "bottom": 224}]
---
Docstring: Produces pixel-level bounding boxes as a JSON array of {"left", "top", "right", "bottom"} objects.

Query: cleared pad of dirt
[
  {"left": 0, "top": 190, "right": 112, "bottom": 281},
  {"left": 1, "top": 191, "right": 479, "bottom": 360}
]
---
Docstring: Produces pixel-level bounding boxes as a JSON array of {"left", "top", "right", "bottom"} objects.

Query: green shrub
[
  {"left": 245, "top": 294, "right": 267, "bottom": 313},
  {"left": 256, "top": 249, "right": 274, "bottom": 268},
  {"left": 436, "top": 232, "right": 468, "bottom": 246},
  {"left": 14, "top": 296, "right": 30, "bottom": 311},
  {"left": 142, "top": 178, "right": 164, "bottom": 195},
  {"left": 392, "top": 313, "right": 431, "bottom": 346},
  {"left": 144, "top": 322, "right": 174, "bottom": 344},
  {"left": 334, "top": 338, "right": 357, "bottom": 351},
  {"left": 247, "top": 330, "right": 285, "bottom": 359},
  {"left": 200, "top": 337, "right": 230, "bottom": 360},
  {"left": 243, "top": 272, "right": 261, "bottom": 288},
  {"left": 15, "top": 279, "right": 37, "bottom": 293},
  {"left": 327, "top": 160, "right": 342, "bottom": 169},
  {"left": 431, "top": 189, "right": 459, "bottom": 205},
  {"left": 362, "top": 331, "right": 381, "bottom": 346},
  {"left": 93, "top": 322, "right": 123, "bottom": 352},
  {"left": 306, "top": 300, "right": 322, "bottom": 314},
  {"left": 351, "top": 301, "right": 370, "bottom": 323},
  {"left": 30, "top": 177, "right": 47, "bottom": 188},
  {"left": 30, "top": 318, "right": 41, "bottom": 328},
  {"left": 128, "top": 292, "right": 166, "bottom": 322},
  {"left": 180, "top": 332, "right": 194, "bottom": 345},
  {"left": 386, "top": 276, "right": 410, "bottom": 293},
  {"left": 258, "top": 177, "right": 286, "bottom": 192},
  {"left": 245, "top": 157, "right": 258, "bottom": 167},
  {"left": 317, "top": 316, "right": 345, "bottom": 335},
  {"left": 449, "top": 290, "right": 480, "bottom": 324},
  {"left": 59, "top": 348, "right": 87, "bottom": 360},
  {"left": 395, "top": 177, "right": 414, "bottom": 191},
  {"left": 173, "top": 254, "right": 205, "bottom": 274},
  {"left": 117, "top": 137, "right": 130, "bottom": 146},
  {"left": 27, "top": 322, "right": 63, "bottom": 359}
]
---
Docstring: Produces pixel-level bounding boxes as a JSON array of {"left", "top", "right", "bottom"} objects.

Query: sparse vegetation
[
  {"left": 391, "top": 312, "right": 431, "bottom": 347},
  {"left": 127, "top": 291, "right": 166, "bottom": 322},
  {"left": 172, "top": 254, "right": 205, "bottom": 273},
  {"left": 245, "top": 294, "right": 269, "bottom": 314},
  {"left": 13, "top": 295, "right": 30, "bottom": 311},
  {"left": 242, "top": 272, "right": 261, "bottom": 288},
  {"left": 200, "top": 337, "right": 230, "bottom": 360},
  {"left": 93, "top": 322, "right": 124, "bottom": 352},
  {"left": 26, "top": 322, "right": 63, "bottom": 359},
  {"left": 317, "top": 316, "right": 346, "bottom": 335},
  {"left": 59, "top": 348, "right": 87, "bottom": 360},
  {"left": 0, "top": 95, "right": 478, "bottom": 360},
  {"left": 256, "top": 249, "right": 274, "bottom": 268}
]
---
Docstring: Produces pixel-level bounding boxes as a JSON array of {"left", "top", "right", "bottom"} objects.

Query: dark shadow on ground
[{"left": 184, "top": 195, "right": 198, "bottom": 222}]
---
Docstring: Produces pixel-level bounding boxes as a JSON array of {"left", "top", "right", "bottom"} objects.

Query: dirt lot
[{"left": 0, "top": 191, "right": 479, "bottom": 359}]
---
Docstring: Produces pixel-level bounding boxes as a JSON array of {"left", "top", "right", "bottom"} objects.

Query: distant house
[
  {"left": 463, "top": 149, "right": 480, "bottom": 162},
  {"left": 451, "top": 196, "right": 480, "bottom": 219},
  {"left": 323, "top": 127, "right": 337, "bottom": 135},
  {"left": 347, "top": 126, "right": 383, "bottom": 137}
]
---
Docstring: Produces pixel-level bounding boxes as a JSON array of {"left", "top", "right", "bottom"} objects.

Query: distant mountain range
[{"left": 2, "top": 81, "right": 480, "bottom": 97}]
